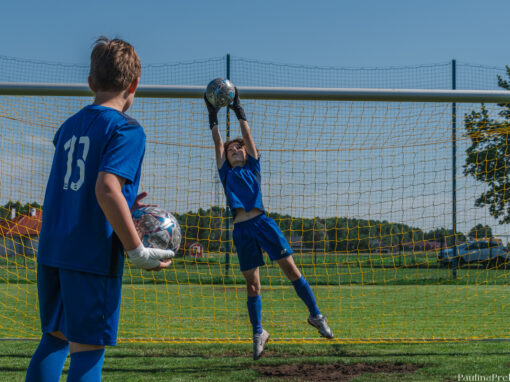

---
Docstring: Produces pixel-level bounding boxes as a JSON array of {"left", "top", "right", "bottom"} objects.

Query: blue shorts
[
  {"left": 37, "top": 263, "right": 122, "bottom": 346},
  {"left": 233, "top": 214, "right": 293, "bottom": 272}
]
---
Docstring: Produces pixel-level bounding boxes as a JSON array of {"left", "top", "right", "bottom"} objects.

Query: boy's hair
[{"left": 89, "top": 36, "right": 141, "bottom": 92}]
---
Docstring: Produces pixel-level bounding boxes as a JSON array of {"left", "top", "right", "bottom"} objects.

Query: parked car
[{"left": 437, "top": 239, "right": 509, "bottom": 268}]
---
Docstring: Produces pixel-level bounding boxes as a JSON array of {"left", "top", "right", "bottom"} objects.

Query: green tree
[
  {"left": 311, "top": 218, "right": 326, "bottom": 251},
  {"left": 464, "top": 66, "right": 510, "bottom": 223},
  {"left": 0, "top": 201, "right": 41, "bottom": 219},
  {"left": 468, "top": 224, "right": 493, "bottom": 240},
  {"left": 423, "top": 227, "right": 466, "bottom": 247}
]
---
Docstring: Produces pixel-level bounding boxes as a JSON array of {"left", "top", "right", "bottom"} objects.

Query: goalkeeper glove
[
  {"left": 126, "top": 243, "right": 175, "bottom": 270},
  {"left": 228, "top": 87, "right": 246, "bottom": 121},
  {"left": 204, "top": 94, "right": 219, "bottom": 129}
]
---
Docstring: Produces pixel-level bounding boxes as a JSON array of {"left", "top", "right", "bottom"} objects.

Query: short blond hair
[{"left": 89, "top": 36, "right": 141, "bottom": 92}]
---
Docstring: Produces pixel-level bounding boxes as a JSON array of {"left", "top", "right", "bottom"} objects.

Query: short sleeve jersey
[
  {"left": 37, "top": 105, "right": 145, "bottom": 277},
  {"left": 218, "top": 154, "right": 264, "bottom": 216}
]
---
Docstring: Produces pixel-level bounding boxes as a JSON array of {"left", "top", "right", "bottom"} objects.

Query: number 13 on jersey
[{"left": 63, "top": 135, "right": 90, "bottom": 191}]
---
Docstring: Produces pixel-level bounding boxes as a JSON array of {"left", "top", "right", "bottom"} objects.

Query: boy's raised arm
[
  {"left": 229, "top": 89, "right": 257, "bottom": 159},
  {"left": 238, "top": 120, "right": 257, "bottom": 160},
  {"left": 205, "top": 95, "right": 226, "bottom": 168},
  {"left": 211, "top": 125, "right": 226, "bottom": 169}
]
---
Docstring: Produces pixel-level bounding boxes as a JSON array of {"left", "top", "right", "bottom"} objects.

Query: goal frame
[{"left": 1, "top": 82, "right": 510, "bottom": 103}]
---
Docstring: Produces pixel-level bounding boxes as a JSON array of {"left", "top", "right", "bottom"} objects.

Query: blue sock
[
  {"left": 247, "top": 295, "right": 262, "bottom": 336},
  {"left": 292, "top": 276, "right": 321, "bottom": 317},
  {"left": 25, "top": 333, "right": 69, "bottom": 382},
  {"left": 67, "top": 348, "right": 105, "bottom": 382}
]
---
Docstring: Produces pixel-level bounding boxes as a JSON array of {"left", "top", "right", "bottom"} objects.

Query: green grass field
[
  {"left": 1, "top": 253, "right": 510, "bottom": 380},
  {"left": 2, "top": 283, "right": 509, "bottom": 341},
  {"left": 3, "top": 251, "right": 510, "bottom": 286},
  {"left": 2, "top": 340, "right": 510, "bottom": 381}
]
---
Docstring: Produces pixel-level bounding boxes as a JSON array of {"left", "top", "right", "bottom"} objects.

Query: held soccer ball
[
  {"left": 132, "top": 206, "right": 181, "bottom": 252},
  {"left": 205, "top": 78, "right": 235, "bottom": 108}
]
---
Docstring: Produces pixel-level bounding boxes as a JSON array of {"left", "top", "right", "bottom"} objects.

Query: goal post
[
  {"left": 2, "top": 82, "right": 510, "bottom": 102},
  {"left": 1, "top": 83, "right": 510, "bottom": 343}
]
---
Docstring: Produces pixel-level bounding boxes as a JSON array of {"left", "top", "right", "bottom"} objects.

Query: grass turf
[
  {"left": 1, "top": 282, "right": 509, "bottom": 341},
  {"left": 2, "top": 254, "right": 510, "bottom": 380},
  {"left": 2, "top": 340, "right": 510, "bottom": 381}
]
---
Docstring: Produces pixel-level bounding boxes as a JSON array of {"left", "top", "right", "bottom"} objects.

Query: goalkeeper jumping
[{"left": 205, "top": 88, "right": 334, "bottom": 360}]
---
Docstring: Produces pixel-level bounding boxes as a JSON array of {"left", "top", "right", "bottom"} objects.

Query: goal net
[{"left": 0, "top": 86, "right": 509, "bottom": 343}]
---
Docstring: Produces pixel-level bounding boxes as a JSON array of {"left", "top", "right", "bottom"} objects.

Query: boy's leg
[
  {"left": 255, "top": 215, "right": 334, "bottom": 339},
  {"left": 67, "top": 343, "right": 105, "bottom": 382},
  {"left": 277, "top": 256, "right": 320, "bottom": 316},
  {"left": 25, "top": 331, "right": 69, "bottom": 382},
  {"left": 234, "top": 220, "right": 271, "bottom": 359},
  {"left": 58, "top": 269, "right": 122, "bottom": 380},
  {"left": 277, "top": 257, "right": 334, "bottom": 339},
  {"left": 27, "top": 263, "right": 69, "bottom": 382},
  {"left": 242, "top": 267, "right": 269, "bottom": 359},
  {"left": 242, "top": 267, "right": 262, "bottom": 336}
]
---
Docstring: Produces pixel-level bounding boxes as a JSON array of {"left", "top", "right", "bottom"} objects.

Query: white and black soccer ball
[
  {"left": 132, "top": 206, "right": 181, "bottom": 252},
  {"left": 206, "top": 78, "right": 235, "bottom": 108}
]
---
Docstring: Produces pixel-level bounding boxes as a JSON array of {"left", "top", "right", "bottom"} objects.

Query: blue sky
[
  {"left": 2, "top": 0, "right": 510, "bottom": 240},
  {"left": 2, "top": 0, "right": 509, "bottom": 68}
]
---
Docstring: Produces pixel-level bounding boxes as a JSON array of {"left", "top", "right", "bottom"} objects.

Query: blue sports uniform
[
  {"left": 218, "top": 154, "right": 292, "bottom": 271},
  {"left": 37, "top": 104, "right": 145, "bottom": 345}
]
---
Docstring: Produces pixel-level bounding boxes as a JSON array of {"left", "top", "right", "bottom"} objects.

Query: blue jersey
[
  {"left": 218, "top": 154, "right": 264, "bottom": 216},
  {"left": 37, "top": 105, "right": 145, "bottom": 277}
]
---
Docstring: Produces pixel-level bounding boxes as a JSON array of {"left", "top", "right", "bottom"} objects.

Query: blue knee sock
[
  {"left": 292, "top": 276, "right": 321, "bottom": 317},
  {"left": 67, "top": 348, "right": 105, "bottom": 382},
  {"left": 25, "top": 333, "right": 69, "bottom": 382},
  {"left": 247, "top": 295, "right": 262, "bottom": 336}
]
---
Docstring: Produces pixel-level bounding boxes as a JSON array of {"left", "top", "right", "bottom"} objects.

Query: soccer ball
[
  {"left": 205, "top": 78, "right": 235, "bottom": 108},
  {"left": 132, "top": 206, "right": 181, "bottom": 252}
]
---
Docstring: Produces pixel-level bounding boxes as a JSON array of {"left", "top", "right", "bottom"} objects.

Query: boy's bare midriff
[{"left": 233, "top": 207, "right": 263, "bottom": 224}]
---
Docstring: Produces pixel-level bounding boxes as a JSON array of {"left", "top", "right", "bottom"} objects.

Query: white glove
[{"left": 126, "top": 244, "right": 175, "bottom": 270}]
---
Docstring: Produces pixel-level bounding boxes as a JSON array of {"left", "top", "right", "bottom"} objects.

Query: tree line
[
  {"left": 173, "top": 207, "right": 491, "bottom": 253},
  {"left": 1, "top": 202, "right": 496, "bottom": 253}
]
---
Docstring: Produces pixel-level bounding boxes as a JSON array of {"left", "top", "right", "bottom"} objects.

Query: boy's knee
[
  {"left": 48, "top": 331, "right": 68, "bottom": 342},
  {"left": 278, "top": 257, "right": 301, "bottom": 281},
  {"left": 246, "top": 283, "right": 260, "bottom": 296},
  {"left": 69, "top": 342, "right": 105, "bottom": 354}
]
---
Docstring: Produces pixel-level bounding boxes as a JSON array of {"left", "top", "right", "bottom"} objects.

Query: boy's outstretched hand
[
  {"left": 228, "top": 87, "right": 246, "bottom": 121},
  {"left": 126, "top": 244, "right": 175, "bottom": 271},
  {"left": 147, "top": 258, "right": 172, "bottom": 271},
  {"left": 204, "top": 94, "right": 219, "bottom": 129}
]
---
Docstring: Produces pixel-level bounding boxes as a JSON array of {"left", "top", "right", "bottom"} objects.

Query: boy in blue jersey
[
  {"left": 205, "top": 89, "right": 334, "bottom": 360},
  {"left": 25, "top": 37, "right": 174, "bottom": 382}
]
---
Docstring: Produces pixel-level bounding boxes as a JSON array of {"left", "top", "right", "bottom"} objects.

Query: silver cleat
[
  {"left": 253, "top": 329, "right": 270, "bottom": 360},
  {"left": 308, "top": 314, "right": 334, "bottom": 339}
]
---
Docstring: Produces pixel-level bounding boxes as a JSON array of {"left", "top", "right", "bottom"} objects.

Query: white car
[{"left": 437, "top": 240, "right": 509, "bottom": 267}]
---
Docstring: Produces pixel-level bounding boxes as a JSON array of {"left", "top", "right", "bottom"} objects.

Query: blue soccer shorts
[
  {"left": 37, "top": 263, "right": 123, "bottom": 346},
  {"left": 232, "top": 213, "right": 293, "bottom": 272}
]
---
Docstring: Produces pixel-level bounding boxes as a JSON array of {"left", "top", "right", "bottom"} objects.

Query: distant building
[
  {"left": 370, "top": 240, "right": 391, "bottom": 253},
  {"left": 289, "top": 234, "right": 303, "bottom": 251},
  {"left": 370, "top": 240, "right": 441, "bottom": 253},
  {"left": 288, "top": 234, "right": 318, "bottom": 253},
  {"left": 400, "top": 241, "right": 441, "bottom": 251},
  {"left": 0, "top": 208, "right": 41, "bottom": 257}
]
